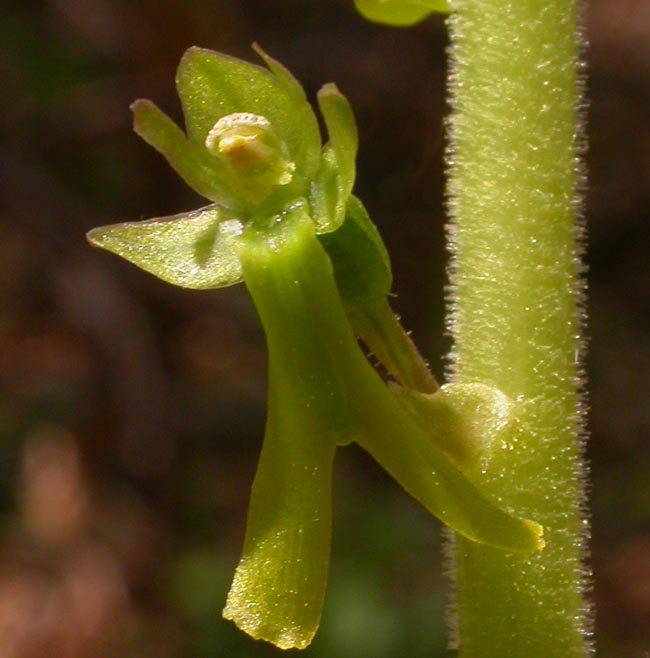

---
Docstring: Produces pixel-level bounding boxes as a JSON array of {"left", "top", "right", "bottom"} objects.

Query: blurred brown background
[{"left": 0, "top": 1, "right": 648, "bottom": 656}]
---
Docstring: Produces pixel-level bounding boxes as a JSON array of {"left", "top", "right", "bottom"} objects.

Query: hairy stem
[{"left": 445, "top": 0, "right": 590, "bottom": 656}]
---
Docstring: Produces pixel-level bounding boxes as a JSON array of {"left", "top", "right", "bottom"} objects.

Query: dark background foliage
[{"left": 0, "top": 1, "right": 648, "bottom": 656}]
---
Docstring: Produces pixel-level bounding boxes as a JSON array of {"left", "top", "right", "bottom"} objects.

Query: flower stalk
[{"left": 445, "top": 0, "right": 590, "bottom": 655}]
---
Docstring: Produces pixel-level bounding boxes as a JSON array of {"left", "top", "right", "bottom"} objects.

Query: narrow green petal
[
  {"left": 86, "top": 204, "right": 244, "bottom": 289},
  {"left": 223, "top": 375, "right": 337, "bottom": 650},
  {"left": 175, "top": 47, "right": 321, "bottom": 196},
  {"left": 318, "top": 85, "right": 358, "bottom": 192},
  {"left": 131, "top": 99, "right": 234, "bottom": 205},
  {"left": 355, "top": 0, "right": 449, "bottom": 26},
  {"left": 309, "top": 147, "right": 341, "bottom": 232},
  {"left": 312, "top": 84, "right": 358, "bottom": 230}
]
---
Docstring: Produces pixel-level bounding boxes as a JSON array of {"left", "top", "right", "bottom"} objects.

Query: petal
[
  {"left": 309, "top": 147, "right": 341, "bottom": 232},
  {"left": 131, "top": 99, "right": 235, "bottom": 206},
  {"left": 87, "top": 204, "right": 244, "bottom": 289},
  {"left": 310, "top": 84, "right": 359, "bottom": 231},
  {"left": 318, "top": 85, "right": 358, "bottom": 193}
]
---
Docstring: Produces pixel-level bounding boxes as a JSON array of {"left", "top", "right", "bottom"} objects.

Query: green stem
[{"left": 445, "top": 1, "right": 590, "bottom": 656}]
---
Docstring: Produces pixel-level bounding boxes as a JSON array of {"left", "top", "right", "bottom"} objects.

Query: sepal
[
  {"left": 87, "top": 204, "right": 244, "bottom": 289},
  {"left": 319, "top": 195, "right": 391, "bottom": 312},
  {"left": 131, "top": 99, "right": 234, "bottom": 207}
]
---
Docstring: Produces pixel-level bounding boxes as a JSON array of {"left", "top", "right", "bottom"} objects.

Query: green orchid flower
[
  {"left": 89, "top": 44, "right": 356, "bottom": 289},
  {"left": 87, "top": 46, "right": 542, "bottom": 650}
]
